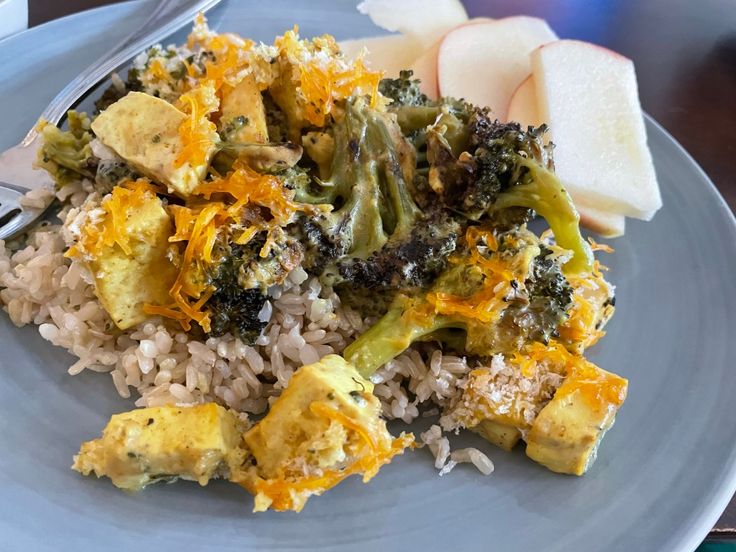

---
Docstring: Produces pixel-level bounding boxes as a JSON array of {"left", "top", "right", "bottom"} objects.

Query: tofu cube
[
  {"left": 243, "top": 355, "right": 378, "bottom": 479},
  {"left": 91, "top": 91, "right": 218, "bottom": 196},
  {"left": 525, "top": 360, "right": 627, "bottom": 475},
  {"left": 236, "top": 355, "right": 412, "bottom": 512},
  {"left": 219, "top": 74, "right": 269, "bottom": 143},
  {"left": 89, "top": 192, "right": 177, "bottom": 329},
  {"left": 73, "top": 403, "right": 245, "bottom": 491}
]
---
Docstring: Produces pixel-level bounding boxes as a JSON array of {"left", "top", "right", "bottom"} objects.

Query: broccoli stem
[
  {"left": 493, "top": 158, "right": 593, "bottom": 274},
  {"left": 344, "top": 299, "right": 452, "bottom": 378}
]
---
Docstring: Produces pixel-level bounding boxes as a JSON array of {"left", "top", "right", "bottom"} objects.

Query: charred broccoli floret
[
  {"left": 335, "top": 209, "right": 459, "bottom": 290},
  {"left": 344, "top": 226, "right": 574, "bottom": 377},
  {"left": 386, "top": 98, "right": 592, "bottom": 273},
  {"left": 94, "top": 68, "right": 143, "bottom": 113},
  {"left": 295, "top": 97, "right": 455, "bottom": 288},
  {"left": 500, "top": 244, "right": 573, "bottom": 347},
  {"left": 205, "top": 235, "right": 302, "bottom": 343},
  {"left": 425, "top": 108, "right": 592, "bottom": 273},
  {"left": 206, "top": 246, "right": 269, "bottom": 343},
  {"left": 378, "top": 70, "right": 429, "bottom": 107}
]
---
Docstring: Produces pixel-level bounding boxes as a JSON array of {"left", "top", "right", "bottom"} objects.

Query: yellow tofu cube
[
  {"left": 219, "top": 74, "right": 268, "bottom": 143},
  {"left": 525, "top": 360, "right": 627, "bottom": 475},
  {"left": 73, "top": 403, "right": 246, "bottom": 491},
  {"left": 91, "top": 91, "right": 218, "bottom": 196},
  {"left": 88, "top": 191, "right": 177, "bottom": 329},
  {"left": 234, "top": 355, "right": 413, "bottom": 512}
]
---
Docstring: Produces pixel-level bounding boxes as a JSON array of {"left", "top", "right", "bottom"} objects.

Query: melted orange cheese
[
  {"left": 558, "top": 260, "right": 612, "bottom": 350},
  {"left": 144, "top": 202, "right": 227, "bottom": 331},
  {"left": 555, "top": 357, "right": 628, "bottom": 411},
  {"left": 174, "top": 83, "right": 220, "bottom": 169},
  {"left": 147, "top": 161, "right": 315, "bottom": 331},
  {"left": 427, "top": 227, "right": 516, "bottom": 324},
  {"left": 147, "top": 58, "right": 170, "bottom": 81},
  {"left": 510, "top": 341, "right": 573, "bottom": 378},
  {"left": 510, "top": 340, "right": 626, "bottom": 411}
]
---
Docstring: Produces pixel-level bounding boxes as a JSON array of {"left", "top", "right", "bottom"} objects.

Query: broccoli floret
[
  {"left": 206, "top": 236, "right": 302, "bottom": 343},
  {"left": 344, "top": 226, "right": 574, "bottom": 377},
  {"left": 94, "top": 159, "right": 140, "bottom": 195},
  {"left": 206, "top": 246, "right": 269, "bottom": 343},
  {"left": 426, "top": 108, "right": 593, "bottom": 274},
  {"left": 295, "top": 97, "right": 453, "bottom": 288},
  {"left": 494, "top": 244, "right": 573, "bottom": 348},
  {"left": 335, "top": 208, "right": 459, "bottom": 290},
  {"left": 94, "top": 68, "right": 142, "bottom": 113},
  {"left": 36, "top": 111, "right": 96, "bottom": 188},
  {"left": 378, "top": 70, "right": 429, "bottom": 107}
]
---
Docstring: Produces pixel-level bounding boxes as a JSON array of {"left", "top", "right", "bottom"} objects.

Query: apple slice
[
  {"left": 407, "top": 40, "right": 440, "bottom": 98},
  {"left": 407, "top": 17, "right": 498, "bottom": 100},
  {"left": 357, "top": 0, "right": 468, "bottom": 49},
  {"left": 531, "top": 40, "right": 661, "bottom": 220},
  {"left": 339, "top": 34, "right": 423, "bottom": 77},
  {"left": 576, "top": 202, "right": 626, "bottom": 238},
  {"left": 507, "top": 75, "right": 626, "bottom": 237},
  {"left": 438, "top": 16, "right": 557, "bottom": 120},
  {"left": 507, "top": 75, "right": 538, "bottom": 129}
]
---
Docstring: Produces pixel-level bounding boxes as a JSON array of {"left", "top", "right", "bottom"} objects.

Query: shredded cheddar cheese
[
  {"left": 427, "top": 227, "right": 519, "bottom": 324},
  {"left": 587, "top": 236, "right": 615, "bottom": 253},
  {"left": 174, "top": 83, "right": 220, "bottom": 169},
  {"left": 66, "top": 179, "right": 162, "bottom": 260},
  {"left": 511, "top": 341, "right": 572, "bottom": 378},
  {"left": 144, "top": 202, "right": 228, "bottom": 331},
  {"left": 275, "top": 27, "right": 383, "bottom": 127},
  {"left": 147, "top": 161, "right": 316, "bottom": 331},
  {"left": 147, "top": 58, "right": 170, "bottom": 81},
  {"left": 559, "top": 260, "right": 614, "bottom": 350}
]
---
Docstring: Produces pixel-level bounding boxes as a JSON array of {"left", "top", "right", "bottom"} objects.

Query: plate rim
[{"left": 1, "top": 2, "right": 735, "bottom": 550}]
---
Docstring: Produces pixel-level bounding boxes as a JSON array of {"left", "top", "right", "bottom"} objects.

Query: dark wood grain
[{"left": 25, "top": 0, "right": 736, "bottom": 538}]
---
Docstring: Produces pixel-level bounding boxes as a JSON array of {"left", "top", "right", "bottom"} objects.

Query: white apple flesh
[
  {"left": 408, "top": 18, "right": 497, "bottom": 99},
  {"left": 438, "top": 16, "right": 557, "bottom": 120},
  {"left": 507, "top": 75, "right": 626, "bottom": 237},
  {"left": 531, "top": 40, "right": 661, "bottom": 220},
  {"left": 357, "top": 0, "right": 468, "bottom": 49},
  {"left": 339, "top": 34, "right": 423, "bottom": 78}
]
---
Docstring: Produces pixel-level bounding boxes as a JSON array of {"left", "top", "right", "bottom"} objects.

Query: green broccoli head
[
  {"left": 425, "top": 107, "right": 593, "bottom": 274},
  {"left": 205, "top": 235, "right": 302, "bottom": 343},
  {"left": 205, "top": 243, "right": 269, "bottom": 343},
  {"left": 344, "top": 225, "right": 574, "bottom": 377},
  {"left": 378, "top": 70, "right": 429, "bottom": 107},
  {"left": 294, "top": 96, "right": 457, "bottom": 289},
  {"left": 334, "top": 208, "right": 460, "bottom": 290}
]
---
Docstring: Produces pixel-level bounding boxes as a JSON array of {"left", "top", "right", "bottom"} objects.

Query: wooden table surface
[{"left": 25, "top": 0, "right": 736, "bottom": 540}]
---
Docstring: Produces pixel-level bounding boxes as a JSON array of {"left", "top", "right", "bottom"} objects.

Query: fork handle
[{"left": 20, "top": 0, "right": 222, "bottom": 148}]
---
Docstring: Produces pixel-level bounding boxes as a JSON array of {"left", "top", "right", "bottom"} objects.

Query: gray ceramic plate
[{"left": 1, "top": 1, "right": 735, "bottom": 551}]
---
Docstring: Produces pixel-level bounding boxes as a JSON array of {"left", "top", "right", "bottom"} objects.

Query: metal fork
[{"left": 0, "top": 0, "right": 223, "bottom": 240}]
